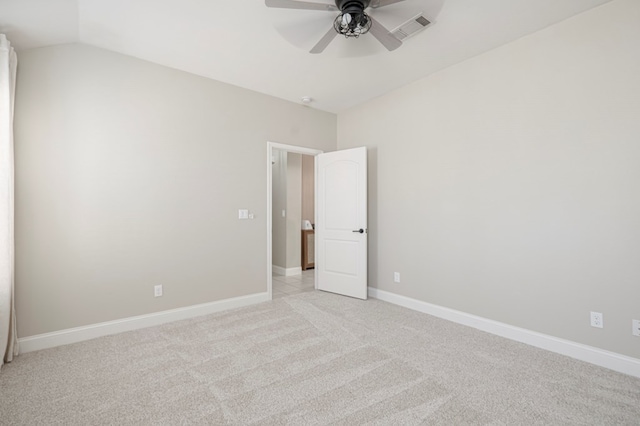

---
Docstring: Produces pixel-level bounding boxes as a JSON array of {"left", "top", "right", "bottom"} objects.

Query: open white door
[{"left": 316, "top": 147, "right": 367, "bottom": 299}]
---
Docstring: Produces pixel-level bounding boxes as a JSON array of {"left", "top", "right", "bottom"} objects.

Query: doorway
[{"left": 267, "top": 142, "right": 323, "bottom": 300}]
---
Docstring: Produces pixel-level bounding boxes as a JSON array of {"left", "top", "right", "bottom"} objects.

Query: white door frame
[{"left": 267, "top": 141, "right": 323, "bottom": 300}]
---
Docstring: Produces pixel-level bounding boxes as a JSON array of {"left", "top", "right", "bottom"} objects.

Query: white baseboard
[
  {"left": 18, "top": 292, "right": 270, "bottom": 354},
  {"left": 272, "top": 265, "right": 302, "bottom": 276},
  {"left": 368, "top": 287, "right": 640, "bottom": 379}
]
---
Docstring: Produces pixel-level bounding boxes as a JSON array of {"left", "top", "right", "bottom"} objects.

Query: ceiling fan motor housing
[{"left": 335, "top": 0, "right": 371, "bottom": 9}]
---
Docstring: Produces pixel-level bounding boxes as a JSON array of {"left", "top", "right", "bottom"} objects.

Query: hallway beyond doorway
[{"left": 272, "top": 270, "right": 314, "bottom": 299}]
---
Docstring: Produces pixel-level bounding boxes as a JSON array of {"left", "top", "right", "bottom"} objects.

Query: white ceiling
[{"left": 0, "top": 0, "right": 613, "bottom": 113}]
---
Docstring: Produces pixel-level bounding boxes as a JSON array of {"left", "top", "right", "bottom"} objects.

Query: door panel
[
  {"left": 324, "top": 162, "right": 359, "bottom": 230},
  {"left": 324, "top": 240, "right": 359, "bottom": 275},
  {"left": 316, "top": 147, "right": 367, "bottom": 300}
]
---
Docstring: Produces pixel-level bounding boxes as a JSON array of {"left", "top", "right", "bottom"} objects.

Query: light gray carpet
[{"left": 1, "top": 291, "right": 639, "bottom": 425}]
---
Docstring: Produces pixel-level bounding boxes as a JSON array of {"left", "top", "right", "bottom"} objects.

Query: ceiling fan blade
[
  {"left": 369, "top": 0, "right": 408, "bottom": 8},
  {"left": 368, "top": 16, "right": 402, "bottom": 51},
  {"left": 310, "top": 27, "right": 338, "bottom": 54},
  {"left": 265, "top": 0, "right": 338, "bottom": 11}
]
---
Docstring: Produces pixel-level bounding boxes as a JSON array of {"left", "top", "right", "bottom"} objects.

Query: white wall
[
  {"left": 14, "top": 44, "right": 336, "bottom": 337},
  {"left": 338, "top": 0, "right": 640, "bottom": 358}
]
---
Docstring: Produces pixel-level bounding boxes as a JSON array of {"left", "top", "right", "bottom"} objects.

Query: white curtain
[{"left": 0, "top": 34, "right": 18, "bottom": 368}]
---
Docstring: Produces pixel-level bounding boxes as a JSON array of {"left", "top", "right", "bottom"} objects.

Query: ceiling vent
[{"left": 390, "top": 14, "right": 431, "bottom": 41}]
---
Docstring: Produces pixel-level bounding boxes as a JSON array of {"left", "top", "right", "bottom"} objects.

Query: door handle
[{"left": 352, "top": 229, "right": 365, "bottom": 234}]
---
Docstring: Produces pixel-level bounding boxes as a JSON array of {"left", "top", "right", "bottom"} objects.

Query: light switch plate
[{"left": 238, "top": 209, "right": 249, "bottom": 219}]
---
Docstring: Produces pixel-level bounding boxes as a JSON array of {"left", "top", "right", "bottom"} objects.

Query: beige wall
[
  {"left": 271, "top": 149, "right": 287, "bottom": 269},
  {"left": 286, "top": 153, "right": 302, "bottom": 269},
  {"left": 14, "top": 44, "right": 337, "bottom": 337},
  {"left": 301, "top": 155, "right": 315, "bottom": 224},
  {"left": 338, "top": 0, "right": 640, "bottom": 358},
  {"left": 272, "top": 150, "right": 304, "bottom": 271}
]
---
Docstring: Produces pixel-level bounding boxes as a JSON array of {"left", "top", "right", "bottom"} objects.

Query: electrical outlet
[
  {"left": 154, "top": 285, "right": 163, "bottom": 297},
  {"left": 633, "top": 319, "right": 640, "bottom": 337},
  {"left": 590, "top": 311, "right": 603, "bottom": 328},
  {"left": 394, "top": 272, "right": 400, "bottom": 283}
]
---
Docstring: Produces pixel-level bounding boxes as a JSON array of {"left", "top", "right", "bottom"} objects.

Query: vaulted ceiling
[{"left": 0, "top": 0, "right": 613, "bottom": 112}]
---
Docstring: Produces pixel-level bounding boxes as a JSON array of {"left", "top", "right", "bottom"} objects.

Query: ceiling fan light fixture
[{"left": 333, "top": 3, "right": 371, "bottom": 38}]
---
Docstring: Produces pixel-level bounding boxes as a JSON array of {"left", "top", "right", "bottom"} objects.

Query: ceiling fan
[{"left": 265, "top": 0, "right": 408, "bottom": 54}]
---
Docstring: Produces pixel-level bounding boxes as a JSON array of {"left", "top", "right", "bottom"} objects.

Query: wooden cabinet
[{"left": 301, "top": 230, "right": 314, "bottom": 270}]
